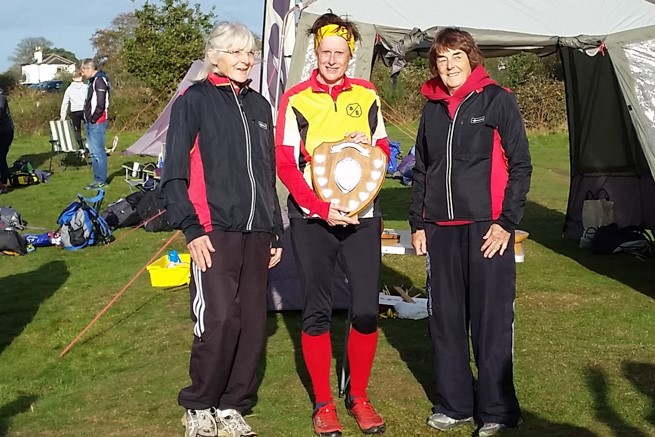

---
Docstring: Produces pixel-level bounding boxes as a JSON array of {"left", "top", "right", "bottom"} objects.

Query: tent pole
[
  {"left": 259, "top": 0, "right": 269, "bottom": 94},
  {"left": 339, "top": 307, "right": 351, "bottom": 398}
]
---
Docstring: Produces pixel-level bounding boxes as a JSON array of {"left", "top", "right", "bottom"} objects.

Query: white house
[{"left": 21, "top": 48, "right": 76, "bottom": 84}]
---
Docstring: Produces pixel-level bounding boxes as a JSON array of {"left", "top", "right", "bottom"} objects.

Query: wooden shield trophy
[{"left": 311, "top": 140, "right": 387, "bottom": 216}]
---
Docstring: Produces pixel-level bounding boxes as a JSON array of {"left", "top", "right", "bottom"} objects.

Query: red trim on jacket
[
  {"left": 188, "top": 134, "right": 212, "bottom": 233},
  {"left": 490, "top": 129, "right": 509, "bottom": 220},
  {"left": 423, "top": 67, "right": 506, "bottom": 227},
  {"left": 275, "top": 78, "right": 331, "bottom": 219}
]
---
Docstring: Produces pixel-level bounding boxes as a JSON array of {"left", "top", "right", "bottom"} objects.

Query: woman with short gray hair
[{"left": 161, "top": 21, "right": 283, "bottom": 437}]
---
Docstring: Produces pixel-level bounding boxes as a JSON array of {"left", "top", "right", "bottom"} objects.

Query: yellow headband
[{"left": 314, "top": 24, "right": 356, "bottom": 54}]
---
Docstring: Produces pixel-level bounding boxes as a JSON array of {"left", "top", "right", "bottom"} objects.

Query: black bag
[
  {"left": 125, "top": 191, "right": 145, "bottom": 208},
  {"left": 101, "top": 198, "right": 141, "bottom": 230},
  {"left": 0, "top": 229, "right": 28, "bottom": 255},
  {"left": 591, "top": 224, "right": 653, "bottom": 257},
  {"left": 9, "top": 171, "right": 40, "bottom": 187},
  {"left": 135, "top": 190, "right": 172, "bottom": 232}
]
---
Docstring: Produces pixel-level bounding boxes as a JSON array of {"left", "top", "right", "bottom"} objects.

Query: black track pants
[
  {"left": 290, "top": 217, "right": 381, "bottom": 335},
  {"left": 70, "top": 111, "right": 84, "bottom": 145},
  {"left": 178, "top": 230, "right": 271, "bottom": 413},
  {"left": 425, "top": 221, "right": 520, "bottom": 426},
  {"left": 0, "top": 130, "right": 13, "bottom": 185}
]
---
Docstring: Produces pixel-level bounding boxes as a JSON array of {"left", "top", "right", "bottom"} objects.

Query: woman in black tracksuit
[
  {"left": 0, "top": 88, "right": 14, "bottom": 193},
  {"left": 410, "top": 28, "right": 532, "bottom": 437},
  {"left": 161, "top": 22, "right": 283, "bottom": 437}
]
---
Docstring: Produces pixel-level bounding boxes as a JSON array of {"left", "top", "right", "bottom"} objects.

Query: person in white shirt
[{"left": 60, "top": 71, "right": 88, "bottom": 146}]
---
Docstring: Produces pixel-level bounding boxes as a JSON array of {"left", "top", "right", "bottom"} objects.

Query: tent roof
[
  {"left": 125, "top": 59, "right": 263, "bottom": 157},
  {"left": 303, "top": 0, "right": 655, "bottom": 39}
]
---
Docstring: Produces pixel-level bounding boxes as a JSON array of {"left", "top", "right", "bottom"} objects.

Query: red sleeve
[
  {"left": 375, "top": 137, "right": 390, "bottom": 160},
  {"left": 275, "top": 88, "right": 330, "bottom": 220}
]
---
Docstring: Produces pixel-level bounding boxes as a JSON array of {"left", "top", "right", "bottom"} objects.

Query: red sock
[
  {"left": 347, "top": 328, "right": 378, "bottom": 398},
  {"left": 302, "top": 331, "right": 333, "bottom": 404}
]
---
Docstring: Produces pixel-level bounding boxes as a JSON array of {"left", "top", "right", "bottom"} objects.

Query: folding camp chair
[
  {"left": 49, "top": 119, "right": 87, "bottom": 171},
  {"left": 122, "top": 161, "right": 159, "bottom": 193}
]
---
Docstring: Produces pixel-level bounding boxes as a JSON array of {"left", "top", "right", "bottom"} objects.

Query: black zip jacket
[
  {"left": 161, "top": 74, "right": 283, "bottom": 245},
  {"left": 0, "top": 93, "right": 13, "bottom": 133},
  {"left": 410, "top": 81, "right": 532, "bottom": 233},
  {"left": 83, "top": 71, "right": 109, "bottom": 124}
]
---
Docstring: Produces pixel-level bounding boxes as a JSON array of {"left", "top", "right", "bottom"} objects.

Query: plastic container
[
  {"left": 167, "top": 249, "right": 182, "bottom": 267},
  {"left": 147, "top": 253, "right": 191, "bottom": 287}
]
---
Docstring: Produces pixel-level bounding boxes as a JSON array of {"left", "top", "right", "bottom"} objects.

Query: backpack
[
  {"left": 591, "top": 224, "right": 653, "bottom": 258},
  {"left": 0, "top": 206, "right": 26, "bottom": 231},
  {"left": 101, "top": 197, "right": 141, "bottom": 230},
  {"left": 57, "top": 192, "right": 113, "bottom": 250},
  {"left": 135, "top": 190, "right": 172, "bottom": 232},
  {"left": 386, "top": 141, "right": 402, "bottom": 174},
  {"left": 0, "top": 229, "right": 27, "bottom": 255}
]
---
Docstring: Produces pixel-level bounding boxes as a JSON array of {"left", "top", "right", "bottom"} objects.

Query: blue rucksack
[
  {"left": 387, "top": 141, "right": 402, "bottom": 174},
  {"left": 57, "top": 190, "right": 113, "bottom": 250}
]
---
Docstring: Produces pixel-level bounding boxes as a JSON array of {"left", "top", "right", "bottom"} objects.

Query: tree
[
  {"left": 121, "top": 0, "right": 215, "bottom": 94},
  {"left": 49, "top": 47, "right": 78, "bottom": 64},
  {"left": 91, "top": 12, "right": 138, "bottom": 66},
  {"left": 9, "top": 37, "right": 53, "bottom": 66}
]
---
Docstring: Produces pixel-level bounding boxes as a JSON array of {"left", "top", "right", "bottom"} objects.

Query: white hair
[{"left": 194, "top": 21, "right": 256, "bottom": 81}]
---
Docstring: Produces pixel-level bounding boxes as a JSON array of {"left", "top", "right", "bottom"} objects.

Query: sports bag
[
  {"left": 9, "top": 172, "right": 40, "bottom": 187},
  {"left": 57, "top": 192, "right": 113, "bottom": 250},
  {"left": 135, "top": 190, "right": 172, "bottom": 232},
  {"left": 591, "top": 224, "right": 653, "bottom": 258},
  {"left": 101, "top": 198, "right": 141, "bottom": 230},
  {"left": 0, "top": 229, "right": 27, "bottom": 255}
]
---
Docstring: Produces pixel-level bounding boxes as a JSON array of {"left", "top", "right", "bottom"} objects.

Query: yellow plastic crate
[{"left": 147, "top": 253, "right": 191, "bottom": 287}]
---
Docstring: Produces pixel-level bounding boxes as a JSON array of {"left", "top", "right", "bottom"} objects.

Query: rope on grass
[
  {"left": 59, "top": 230, "right": 181, "bottom": 358},
  {"left": 98, "top": 209, "right": 166, "bottom": 252}
]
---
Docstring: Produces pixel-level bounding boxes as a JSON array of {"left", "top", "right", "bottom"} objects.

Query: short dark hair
[
  {"left": 428, "top": 28, "right": 484, "bottom": 74},
  {"left": 81, "top": 58, "right": 98, "bottom": 70},
  {"left": 308, "top": 13, "right": 361, "bottom": 44}
]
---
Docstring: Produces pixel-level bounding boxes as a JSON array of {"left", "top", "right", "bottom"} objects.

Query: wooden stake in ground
[{"left": 59, "top": 230, "right": 181, "bottom": 357}]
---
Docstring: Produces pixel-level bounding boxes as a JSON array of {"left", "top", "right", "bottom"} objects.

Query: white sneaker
[
  {"left": 181, "top": 408, "right": 219, "bottom": 437},
  {"left": 426, "top": 412, "right": 474, "bottom": 431},
  {"left": 217, "top": 409, "right": 257, "bottom": 437}
]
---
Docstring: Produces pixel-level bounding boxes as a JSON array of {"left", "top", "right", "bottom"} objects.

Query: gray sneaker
[
  {"left": 217, "top": 409, "right": 257, "bottom": 437},
  {"left": 426, "top": 412, "right": 474, "bottom": 431},
  {"left": 181, "top": 408, "right": 230, "bottom": 437},
  {"left": 479, "top": 422, "right": 516, "bottom": 436}
]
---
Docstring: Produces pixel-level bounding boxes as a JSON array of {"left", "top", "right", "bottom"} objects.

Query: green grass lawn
[{"left": 1, "top": 129, "right": 654, "bottom": 437}]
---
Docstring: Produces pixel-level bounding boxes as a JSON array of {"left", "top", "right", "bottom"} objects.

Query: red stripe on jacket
[
  {"left": 188, "top": 135, "right": 212, "bottom": 233},
  {"left": 275, "top": 78, "right": 331, "bottom": 219},
  {"left": 490, "top": 129, "right": 508, "bottom": 220}
]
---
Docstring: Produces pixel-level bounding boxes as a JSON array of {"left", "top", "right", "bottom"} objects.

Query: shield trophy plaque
[{"left": 311, "top": 140, "right": 387, "bottom": 217}]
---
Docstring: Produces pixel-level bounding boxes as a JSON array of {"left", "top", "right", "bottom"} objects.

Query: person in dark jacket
[
  {"left": 0, "top": 87, "right": 14, "bottom": 194},
  {"left": 410, "top": 28, "right": 532, "bottom": 437},
  {"left": 161, "top": 21, "right": 283, "bottom": 437},
  {"left": 81, "top": 58, "right": 109, "bottom": 190}
]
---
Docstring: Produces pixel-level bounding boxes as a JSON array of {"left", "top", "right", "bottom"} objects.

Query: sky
[{"left": 0, "top": 0, "right": 265, "bottom": 73}]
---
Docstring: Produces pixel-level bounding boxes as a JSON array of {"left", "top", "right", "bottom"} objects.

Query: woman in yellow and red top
[{"left": 276, "top": 13, "right": 390, "bottom": 437}]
